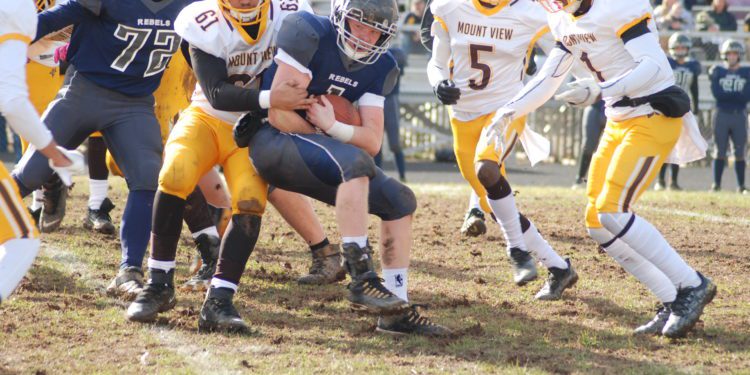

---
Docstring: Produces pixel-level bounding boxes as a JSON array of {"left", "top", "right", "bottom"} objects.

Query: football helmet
[
  {"left": 218, "top": 0, "right": 269, "bottom": 27},
  {"left": 36, "top": 0, "right": 54, "bottom": 12},
  {"left": 720, "top": 39, "right": 745, "bottom": 62},
  {"left": 668, "top": 33, "right": 692, "bottom": 59},
  {"left": 331, "top": 0, "right": 399, "bottom": 65},
  {"left": 537, "top": 0, "right": 583, "bottom": 13}
]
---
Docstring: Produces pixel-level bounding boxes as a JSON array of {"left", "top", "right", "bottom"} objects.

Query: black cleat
[
  {"left": 460, "top": 208, "right": 487, "bottom": 237},
  {"left": 508, "top": 247, "right": 537, "bottom": 286},
  {"left": 182, "top": 234, "right": 220, "bottom": 291},
  {"left": 106, "top": 266, "right": 144, "bottom": 300},
  {"left": 663, "top": 272, "right": 717, "bottom": 338},
  {"left": 634, "top": 304, "right": 671, "bottom": 336},
  {"left": 535, "top": 258, "right": 578, "bottom": 301},
  {"left": 126, "top": 270, "right": 176, "bottom": 323},
  {"left": 84, "top": 198, "right": 116, "bottom": 235},
  {"left": 298, "top": 243, "right": 346, "bottom": 285},
  {"left": 198, "top": 287, "right": 249, "bottom": 334},
  {"left": 376, "top": 305, "right": 453, "bottom": 337},
  {"left": 39, "top": 176, "right": 69, "bottom": 233},
  {"left": 342, "top": 243, "right": 408, "bottom": 315}
]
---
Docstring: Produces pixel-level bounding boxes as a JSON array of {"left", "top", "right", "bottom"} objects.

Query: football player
[
  {"left": 125, "top": 0, "right": 319, "bottom": 332},
  {"left": 246, "top": 0, "right": 451, "bottom": 336},
  {"left": 13, "top": 0, "right": 194, "bottom": 298},
  {"left": 0, "top": 0, "right": 83, "bottom": 303},
  {"left": 489, "top": 0, "right": 714, "bottom": 338},
  {"left": 427, "top": 0, "right": 578, "bottom": 300}
]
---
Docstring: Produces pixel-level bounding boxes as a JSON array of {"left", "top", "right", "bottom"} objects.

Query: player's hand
[
  {"left": 554, "top": 78, "right": 601, "bottom": 107},
  {"left": 483, "top": 108, "right": 515, "bottom": 155},
  {"left": 48, "top": 147, "right": 85, "bottom": 186},
  {"left": 434, "top": 79, "right": 461, "bottom": 105},
  {"left": 306, "top": 96, "right": 336, "bottom": 132},
  {"left": 270, "top": 81, "right": 318, "bottom": 111},
  {"left": 234, "top": 111, "right": 262, "bottom": 148},
  {"left": 54, "top": 43, "right": 69, "bottom": 64}
]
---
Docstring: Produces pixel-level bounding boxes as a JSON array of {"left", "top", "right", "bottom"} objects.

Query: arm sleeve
[
  {"left": 189, "top": 45, "right": 262, "bottom": 112},
  {"left": 505, "top": 46, "right": 574, "bottom": 118},
  {"left": 276, "top": 12, "right": 321, "bottom": 68},
  {"left": 0, "top": 41, "right": 53, "bottom": 150},
  {"left": 35, "top": 0, "right": 99, "bottom": 42},
  {"left": 690, "top": 65, "right": 700, "bottom": 111},
  {"left": 600, "top": 30, "right": 664, "bottom": 98},
  {"left": 426, "top": 23, "right": 450, "bottom": 87}
]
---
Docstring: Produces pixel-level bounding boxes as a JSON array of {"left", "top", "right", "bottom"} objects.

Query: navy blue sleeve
[
  {"left": 710, "top": 67, "right": 737, "bottom": 102},
  {"left": 743, "top": 68, "right": 750, "bottom": 103},
  {"left": 35, "top": 0, "right": 99, "bottom": 42}
]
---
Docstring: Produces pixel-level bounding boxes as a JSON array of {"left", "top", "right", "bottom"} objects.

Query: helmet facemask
[
  {"left": 218, "top": 0, "right": 267, "bottom": 26},
  {"left": 333, "top": 5, "right": 398, "bottom": 65}
]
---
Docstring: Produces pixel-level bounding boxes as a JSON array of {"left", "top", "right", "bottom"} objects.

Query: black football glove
[
  {"left": 434, "top": 79, "right": 461, "bottom": 105},
  {"left": 233, "top": 111, "right": 263, "bottom": 148}
]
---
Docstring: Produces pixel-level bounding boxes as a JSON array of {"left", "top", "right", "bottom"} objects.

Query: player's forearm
[
  {"left": 426, "top": 26, "right": 451, "bottom": 86},
  {"left": 189, "top": 45, "right": 266, "bottom": 112},
  {"left": 35, "top": 1, "right": 94, "bottom": 42},
  {"left": 349, "top": 107, "right": 384, "bottom": 156},
  {"left": 268, "top": 109, "right": 316, "bottom": 134},
  {"left": 505, "top": 47, "right": 572, "bottom": 118},
  {"left": 601, "top": 34, "right": 663, "bottom": 98}
]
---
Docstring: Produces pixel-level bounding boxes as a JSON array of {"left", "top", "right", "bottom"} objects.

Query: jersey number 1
[{"left": 110, "top": 24, "right": 182, "bottom": 77}]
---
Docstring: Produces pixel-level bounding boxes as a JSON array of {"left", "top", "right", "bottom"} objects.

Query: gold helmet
[
  {"left": 217, "top": 0, "right": 269, "bottom": 27},
  {"left": 36, "top": 0, "right": 54, "bottom": 12}
]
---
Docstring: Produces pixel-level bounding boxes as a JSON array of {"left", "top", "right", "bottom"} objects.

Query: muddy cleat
[
  {"left": 298, "top": 243, "right": 346, "bottom": 285},
  {"left": 460, "top": 208, "right": 487, "bottom": 237},
  {"left": 662, "top": 273, "right": 717, "bottom": 338},
  {"left": 634, "top": 304, "right": 671, "bottom": 336},
  {"left": 39, "top": 176, "right": 69, "bottom": 233},
  {"left": 198, "top": 287, "right": 249, "bottom": 333},
  {"left": 376, "top": 305, "right": 453, "bottom": 337},
  {"left": 83, "top": 198, "right": 116, "bottom": 235},
  {"left": 508, "top": 247, "right": 537, "bottom": 286},
  {"left": 535, "top": 258, "right": 578, "bottom": 301},
  {"left": 126, "top": 270, "right": 176, "bottom": 322},
  {"left": 183, "top": 234, "right": 220, "bottom": 291},
  {"left": 106, "top": 266, "right": 144, "bottom": 300},
  {"left": 342, "top": 243, "right": 408, "bottom": 315}
]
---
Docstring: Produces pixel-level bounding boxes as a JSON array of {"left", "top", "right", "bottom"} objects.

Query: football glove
[
  {"left": 482, "top": 108, "right": 515, "bottom": 156},
  {"left": 48, "top": 147, "right": 85, "bottom": 187},
  {"left": 554, "top": 78, "right": 601, "bottom": 107},
  {"left": 233, "top": 111, "right": 263, "bottom": 148},
  {"left": 434, "top": 80, "right": 461, "bottom": 105}
]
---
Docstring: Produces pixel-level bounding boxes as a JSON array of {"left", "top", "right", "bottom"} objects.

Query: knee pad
[
  {"left": 378, "top": 179, "right": 417, "bottom": 220},
  {"left": 476, "top": 161, "right": 511, "bottom": 200},
  {"left": 347, "top": 149, "right": 377, "bottom": 180},
  {"left": 598, "top": 212, "right": 634, "bottom": 238}
]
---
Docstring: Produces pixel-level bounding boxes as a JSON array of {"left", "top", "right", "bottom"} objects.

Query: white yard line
[{"left": 639, "top": 207, "right": 750, "bottom": 226}]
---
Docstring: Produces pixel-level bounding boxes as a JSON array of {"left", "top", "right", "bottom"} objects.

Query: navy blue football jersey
[
  {"left": 669, "top": 57, "right": 701, "bottom": 111},
  {"left": 709, "top": 65, "right": 750, "bottom": 111},
  {"left": 37, "top": 0, "right": 192, "bottom": 97}
]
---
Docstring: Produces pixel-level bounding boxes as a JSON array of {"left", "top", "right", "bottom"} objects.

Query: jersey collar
[{"left": 470, "top": 0, "right": 510, "bottom": 16}]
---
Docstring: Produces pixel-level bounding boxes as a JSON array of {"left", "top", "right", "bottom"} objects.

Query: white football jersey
[
  {"left": 175, "top": 0, "right": 312, "bottom": 124},
  {"left": 548, "top": 0, "right": 674, "bottom": 121},
  {"left": 431, "top": 0, "right": 549, "bottom": 120},
  {"left": 0, "top": 0, "right": 37, "bottom": 44}
]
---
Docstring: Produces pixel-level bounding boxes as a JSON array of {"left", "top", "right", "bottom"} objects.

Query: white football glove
[
  {"left": 483, "top": 108, "right": 515, "bottom": 156},
  {"left": 554, "top": 78, "right": 601, "bottom": 107},
  {"left": 48, "top": 146, "right": 85, "bottom": 186}
]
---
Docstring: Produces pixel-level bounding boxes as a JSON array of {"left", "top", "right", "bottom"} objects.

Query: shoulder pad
[
  {"left": 272, "top": 0, "right": 314, "bottom": 30},
  {"left": 277, "top": 12, "right": 326, "bottom": 67},
  {"left": 514, "top": 0, "right": 548, "bottom": 27},
  {"left": 708, "top": 65, "right": 720, "bottom": 77},
  {"left": 174, "top": 1, "right": 225, "bottom": 58},
  {"left": 78, "top": 0, "right": 102, "bottom": 15},
  {"left": 377, "top": 53, "right": 399, "bottom": 96},
  {"left": 430, "top": 0, "right": 459, "bottom": 19},
  {"left": 602, "top": 0, "right": 653, "bottom": 34}
]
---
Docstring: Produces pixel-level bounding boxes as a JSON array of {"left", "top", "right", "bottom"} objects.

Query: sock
[
  {"left": 670, "top": 164, "right": 680, "bottom": 185},
  {"left": 468, "top": 191, "right": 481, "bottom": 211},
  {"left": 523, "top": 220, "right": 567, "bottom": 269},
  {"left": 713, "top": 159, "right": 725, "bottom": 187},
  {"left": 382, "top": 268, "right": 408, "bottom": 302},
  {"left": 88, "top": 179, "right": 109, "bottom": 210},
  {"left": 30, "top": 189, "right": 43, "bottom": 210},
  {"left": 310, "top": 237, "right": 330, "bottom": 253},
  {"left": 589, "top": 228, "right": 677, "bottom": 303},
  {"left": 342, "top": 236, "right": 367, "bottom": 248},
  {"left": 599, "top": 213, "right": 701, "bottom": 290},
  {"left": 191, "top": 226, "right": 219, "bottom": 239},
  {"left": 488, "top": 195, "right": 526, "bottom": 250},
  {"left": 147, "top": 258, "right": 176, "bottom": 272},
  {"left": 735, "top": 160, "right": 746, "bottom": 188},
  {"left": 119, "top": 190, "right": 155, "bottom": 269},
  {"left": 210, "top": 278, "right": 238, "bottom": 292},
  {"left": 658, "top": 164, "right": 667, "bottom": 184}
]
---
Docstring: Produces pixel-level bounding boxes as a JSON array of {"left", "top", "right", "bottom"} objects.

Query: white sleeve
[
  {"left": 426, "top": 21, "right": 451, "bottom": 87},
  {"left": 0, "top": 40, "right": 53, "bottom": 150},
  {"left": 275, "top": 48, "right": 313, "bottom": 78},
  {"left": 600, "top": 34, "right": 664, "bottom": 98},
  {"left": 506, "top": 47, "right": 573, "bottom": 118},
  {"left": 358, "top": 93, "right": 385, "bottom": 108}
]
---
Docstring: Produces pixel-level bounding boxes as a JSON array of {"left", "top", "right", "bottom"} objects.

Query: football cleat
[
  {"left": 669, "top": 182, "right": 682, "bottom": 191},
  {"left": 571, "top": 179, "right": 586, "bottom": 190},
  {"left": 460, "top": 208, "right": 487, "bottom": 237},
  {"left": 83, "top": 198, "right": 116, "bottom": 235},
  {"left": 28, "top": 207, "right": 41, "bottom": 228},
  {"left": 376, "top": 305, "right": 453, "bottom": 337},
  {"left": 710, "top": 184, "right": 721, "bottom": 192},
  {"left": 126, "top": 270, "right": 176, "bottom": 322},
  {"left": 342, "top": 243, "right": 408, "bottom": 315},
  {"left": 106, "top": 266, "right": 144, "bottom": 300},
  {"left": 634, "top": 304, "right": 671, "bottom": 335},
  {"left": 508, "top": 247, "right": 537, "bottom": 286},
  {"left": 182, "top": 234, "right": 220, "bottom": 291},
  {"left": 654, "top": 181, "right": 666, "bottom": 191},
  {"left": 535, "top": 258, "right": 578, "bottom": 301},
  {"left": 298, "top": 243, "right": 346, "bottom": 285},
  {"left": 662, "top": 272, "right": 717, "bottom": 338},
  {"left": 198, "top": 287, "right": 249, "bottom": 334},
  {"left": 39, "top": 176, "right": 69, "bottom": 233}
]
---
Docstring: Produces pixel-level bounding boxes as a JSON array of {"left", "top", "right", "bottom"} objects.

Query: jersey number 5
[
  {"left": 469, "top": 44, "right": 493, "bottom": 90},
  {"left": 110, "top": 24, "right": 182, "bottom": 77}
]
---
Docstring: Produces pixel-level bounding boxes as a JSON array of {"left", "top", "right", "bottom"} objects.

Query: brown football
[{"left": 320, "top": 94, "right": 361, "bottom": 126}]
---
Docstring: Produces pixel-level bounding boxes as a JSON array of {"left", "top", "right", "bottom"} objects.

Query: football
[{"left": 320, "top": 94, "right": 361, "bottom": 126}]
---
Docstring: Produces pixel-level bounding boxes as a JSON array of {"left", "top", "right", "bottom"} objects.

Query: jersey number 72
[{"left": 110, "top": 24, "right": 182, "bottom": 77}]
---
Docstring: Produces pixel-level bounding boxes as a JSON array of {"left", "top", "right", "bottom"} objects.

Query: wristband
[
  {"left": 259, "top": 90, "right": 271, "bottom": 109},
  {"left": 325, "top": 121, "right": 355, "bottom": 143}
]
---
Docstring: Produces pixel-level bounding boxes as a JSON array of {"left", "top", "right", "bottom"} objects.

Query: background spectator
[
  {"left": 572, "top": 100, "right": 606, "bottom": 190},
  {"left": 400, "top": 0, "right": 429, "bottom": 56},
  {"left": 655, "top": 0, "right": 695, "bottom": 30},
  {"left": 698, "top": 0, "right": 739, "bottom": 31},
  {"left": 375, "top": 47, "right": 408, "bottom": 182}
]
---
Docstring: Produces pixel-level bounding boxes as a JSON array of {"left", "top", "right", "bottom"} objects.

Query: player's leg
[
  {"left": 384, "top": 94, "right": 406, "bottom": 182},
  {"left": 0, "top": 164, "right": 41, "bottom": 303},
  {"left": 268, "top": 187, "right": 344, "bottom": 285},
  {"left": 669, "top": 163, "right": 681, "bottom": 190},
  {"left": 126, "top": 107, "right": 218, "bottom": 320},
  {"left": 729, "top": 112, "right": 747, "bottom": 193},
  {"left": 712, "top": 110, "right": 730, "bottom": 191},
  {"left": 450, "top": 115, "right": 488, "bottom": 237},
  {"left": 575, "top": 102, "right": 605, "bottom": 189},
  {"left": 596, "top": 115, "right": 715, "bottom": 338},
  {"left": 182, "top": 186, "right": 221, "bottom": 291},
  {"left": 197, "top": 168, "right": 232, "bottom": 236},
  {"left": 655, "top": 164, "right": 668, "bottom": 191},
  {"left": 84, "top": 134, "right": 115, "bottom": 234}
]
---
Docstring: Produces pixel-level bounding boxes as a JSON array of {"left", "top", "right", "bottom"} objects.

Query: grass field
[{"left": 1, "top": 177, "right": 749, "bottom": 374}]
